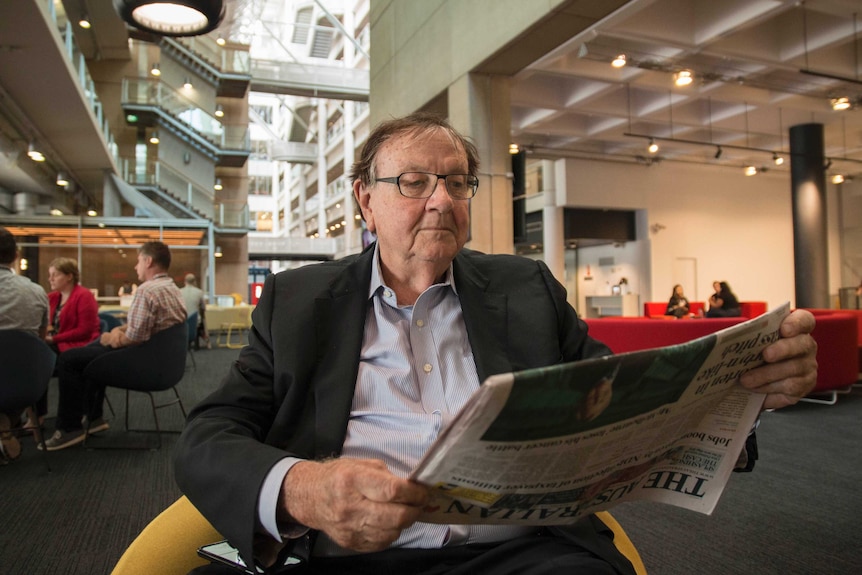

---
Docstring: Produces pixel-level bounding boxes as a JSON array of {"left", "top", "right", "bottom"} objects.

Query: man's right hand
[{"left": 279, "top": 458, "right": 430, "bottom": 552}]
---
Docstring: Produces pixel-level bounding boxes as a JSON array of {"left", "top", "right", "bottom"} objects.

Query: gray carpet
[{"left": 2, "top": 345, "right": 860, "bottom": 575}]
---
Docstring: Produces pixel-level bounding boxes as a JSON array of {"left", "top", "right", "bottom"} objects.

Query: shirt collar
[{"left": 367, "top": 243, "right": 457, "bottom": 300}]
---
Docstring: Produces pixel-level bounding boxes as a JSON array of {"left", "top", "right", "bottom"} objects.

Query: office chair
[
  {"left": 83, "top": 322, "right": 188, "bottom": 449},
  {"left": 0, "top": 330, "right": 56, "bottom": 469}
]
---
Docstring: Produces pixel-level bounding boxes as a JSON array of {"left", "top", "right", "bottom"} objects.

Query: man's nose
[{"left": 426, "top": 177, "right": 454, "bottom": 208}]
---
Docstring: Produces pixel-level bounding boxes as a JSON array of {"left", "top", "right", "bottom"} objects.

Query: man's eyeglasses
[{"left": 375, "top": 172, "right": 479, "bottom": 200}]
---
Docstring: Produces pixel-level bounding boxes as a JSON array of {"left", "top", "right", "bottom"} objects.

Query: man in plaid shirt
[{"left": 42, "top": 241, "right": 186, "bottom": 451}]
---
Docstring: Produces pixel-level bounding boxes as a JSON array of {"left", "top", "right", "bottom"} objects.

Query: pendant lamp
[{"left": 113, "top": 0, "right": 225, "bottom": 37}]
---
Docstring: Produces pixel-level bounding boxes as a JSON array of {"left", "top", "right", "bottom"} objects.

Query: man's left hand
[{"left": 739, "top": 309, "right": 818, "bottom": 409}]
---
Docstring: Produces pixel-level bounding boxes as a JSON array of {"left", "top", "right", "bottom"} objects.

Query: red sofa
[
  {"left": 739, "top": 301, "right": 768, "bottom": 318},
  {"left": 586, "top": 311, "right": 858, "bottom": 405},
  {"left": 800, "top": 309, "right": 861, "bottom": 404},
  {"left": 584, "top": 317, "right": 747, "bottom": 354},
  {"left": 643, "top": 301, "right": 705, "bottom": 318}
]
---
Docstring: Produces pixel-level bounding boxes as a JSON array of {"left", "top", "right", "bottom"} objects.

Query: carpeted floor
[{"left": 2, "top": 344, "right": 860, "bottom": 575}]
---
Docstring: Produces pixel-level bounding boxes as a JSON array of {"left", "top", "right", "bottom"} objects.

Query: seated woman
[
  {"left": 37, "top": 258, "right": 100, "bottom": 425},
  {"left": 665, "top": 284, "right": 690, "bottom": 318},
  {"left": 706, "top": 280, "right": 741, "bottom": 318}
]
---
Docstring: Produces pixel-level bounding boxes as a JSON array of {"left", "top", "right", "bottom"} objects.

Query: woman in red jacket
[
  {"left": 45, "top": 257, "right": 100, "bottom": 353},
  {"left": 32, "top": 258, "right": 101, "bottom": 427}
]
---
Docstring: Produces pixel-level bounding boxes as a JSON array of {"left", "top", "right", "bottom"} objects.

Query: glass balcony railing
[
  {"left": 47, "top": 0, "right": 118, "bottom": 165},
  {"left": 122, "top": 77, "right": 249, "bottom": 151},
  {"left": 118, "top": 157, "right": 214, "bottom": 220},
  {"left": 214, "top": 200, "right": 250, "bottom": 229},
  {"left": 171, "top": 36, "right": 251, "bottom": 75}
]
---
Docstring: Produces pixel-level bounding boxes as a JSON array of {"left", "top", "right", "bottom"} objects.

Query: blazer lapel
[
  {"left": 312, "top": 250, "right": 373, "bottom": 458},
  {"left": 454, "top": 253, "right": 512, "bottom": 383}
]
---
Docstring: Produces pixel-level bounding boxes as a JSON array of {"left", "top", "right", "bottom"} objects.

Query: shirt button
[
  {"left": 384, "top": 289, "right": 393, "bottom": 298},
  {"left": 416, "top": 319, "right": 425, "bottom": 327},
  {"left": 423, "top": 363, "right": 433, "bottom": 373}
]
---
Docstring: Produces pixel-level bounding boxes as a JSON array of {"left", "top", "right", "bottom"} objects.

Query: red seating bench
[
  {"left": 584, "top": 317, "right": 747, "bottom": 354},
  {"left": 800, "top": 309, "right": 861, "bottom": 404},
  {"left": 643, "top": 301, "right": 704, "bottom": 318}
]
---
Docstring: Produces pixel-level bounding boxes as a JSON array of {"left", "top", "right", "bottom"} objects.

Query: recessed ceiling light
[
  {"left": 114, "top": 0, "right": 226, "bottom": 37},
  {"left": 674, "top": 70, "right": 693, "bottom": 87},
  {"left": 611, "top": 54, "right": 627, "bottom": 68}
]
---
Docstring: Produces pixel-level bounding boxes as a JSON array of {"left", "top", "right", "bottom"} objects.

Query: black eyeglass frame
[{"left": 375, "top": 172, "right": 479, "bottom": 200}]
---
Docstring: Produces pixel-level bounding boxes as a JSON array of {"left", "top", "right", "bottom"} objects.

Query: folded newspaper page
[{"left": 410, "top": 303, "right": 791, "bottom": 525}]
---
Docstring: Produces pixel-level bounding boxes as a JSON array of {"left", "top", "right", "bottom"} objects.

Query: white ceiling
[
  {"left": 510, "top": 0, "right": 862, "bottom": 178},
  {"left": 3, "top": 0, "right": 862, "bottom": 211}
]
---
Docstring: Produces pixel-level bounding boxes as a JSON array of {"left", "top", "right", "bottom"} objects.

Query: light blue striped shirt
[{"left": 260, "top": 247, "right": 533, "bottom": 554}]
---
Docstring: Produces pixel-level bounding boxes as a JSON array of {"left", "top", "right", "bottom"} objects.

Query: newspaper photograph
[{"left": 410, "top": 303, "right": 791, "bottom": 525}]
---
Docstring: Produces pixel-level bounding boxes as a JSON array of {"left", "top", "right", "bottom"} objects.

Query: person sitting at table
[
  {"left": 41, "top": 241, "right": 186, "bottom": 451},
  {"left": 118, "top": 280, "right": 137, "bottom": 297},
  {"left": 665, "top": 284, "right": 690, "bottom": 318},
  {"left": 706, "top": 281, "right": 742, "bottom": 318}
]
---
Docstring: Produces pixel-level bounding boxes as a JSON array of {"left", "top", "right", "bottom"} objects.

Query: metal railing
[{"left": 122, "top": 78, "right": 249, "bottom": 151}]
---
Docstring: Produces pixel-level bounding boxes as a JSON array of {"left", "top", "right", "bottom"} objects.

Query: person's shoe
[
  {"left": 38, "top": 428, "right": 86, "bottom": 451},
  {"left": 85, "top": 417, "right": 110, "bottom": 435},
  {"left": 0, "top": 414, "right": 22, "bottom": 461}
]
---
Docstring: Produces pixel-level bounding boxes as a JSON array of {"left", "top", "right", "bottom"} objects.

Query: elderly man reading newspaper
[{"left": 175, "top": 113, "right": 817, "bottom": 575}]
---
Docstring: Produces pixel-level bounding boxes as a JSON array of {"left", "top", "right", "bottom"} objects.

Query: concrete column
[
  {"left": 789, "top": 123, "right": 830, "bottom": 308},
  {"left": 316, "top": 101, "right": 328, "bottom": 238},
  {"left": 448, "top": 73, "right": 513, "bottom": 255},
  {"left": 343, "top": 102, "right": 356, "bottom": 252},
  {"left": 543, "top": 159, "right": 565, "bottom": 283}
]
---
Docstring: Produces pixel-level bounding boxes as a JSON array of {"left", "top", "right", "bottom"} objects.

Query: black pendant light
[{"left": 113, "top": 0, "right": 225, "bottom": 37}]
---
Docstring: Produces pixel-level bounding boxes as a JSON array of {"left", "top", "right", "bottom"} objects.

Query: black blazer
[{"left": 174, "top": 245, "right": 634, "bottom": 574}]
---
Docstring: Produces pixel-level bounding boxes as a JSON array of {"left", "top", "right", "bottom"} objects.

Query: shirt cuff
[{"left": 259, "top": 457, "right": 309, "bottom": 541}]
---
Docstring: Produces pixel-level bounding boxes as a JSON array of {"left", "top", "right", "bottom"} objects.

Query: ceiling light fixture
[
  {"left": 509, "top": 143, "right": 520, "bottom": 154},
  {"left": 831, "top": 97, "right": 852, "bottom": 111},
  {"left": 56, "top": 172, "right": 69, "bottom": 186},
  {"left": 216, "top": 33, "right": 226, "bottom": 46},
  {"left": 113, "top": 0, "right": 226, "bottom": 37},
  {"left": 744, "top": 165, "right": 758, "bottom": 176},
  {"left": 832, "top": 174, "right": 845, "bottom": 184},
  {"left": 714, "top": 146, "right": 723, "bottom": 159},
  {"left": 79, "top": 14, "right": 92, "bottom": 29},
  {"left": 50, "top": 208, "right": 64, "bottom": 216},
  {"left": 214, "top": 245, "right": 223, "bottom": 257},
  {"left": 27, "top": 142, "right": 45, "bottom": 162},
  {"left": 183, "top": 77, "right": 193, "bottom": 89},
  {"left": 150, "top": 62, "right": 161, "bottom": 76},
  {"left": 773, "top": 152, "right": 784, "bottom": 165},
  {"left": 611, "top": 54, "right": 627, "bottom": 68},
  {"left": 149, "top": 130, "right": 160, "bottom": 144},
  {"left": 674, "top": 69, "right": 694, "bottom": 87},
  {"left": 87, "top": 209, "right": 98, "bottom": 216},
  {"left": 214, "top": 103, "right": 224, "bottom": 117},
  {"left": 214, "top": 177, "right": 223, "bottom": 191},
  {"left": 647, "top": 138, "right": 659, "bottom": 154}
]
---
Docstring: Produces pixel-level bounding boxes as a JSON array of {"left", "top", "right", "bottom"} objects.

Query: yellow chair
[{"left": 111, "top": 497, "right": 646, "bottom": 575}]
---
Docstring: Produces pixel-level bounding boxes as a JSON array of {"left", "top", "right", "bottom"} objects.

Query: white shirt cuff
[{"left": 258, "top": 457, "right": 307, "bottom": 541}]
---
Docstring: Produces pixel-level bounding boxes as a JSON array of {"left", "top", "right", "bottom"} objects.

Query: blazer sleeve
[{"left": 174, "top": 272, "right": 315, "bottom": 569}]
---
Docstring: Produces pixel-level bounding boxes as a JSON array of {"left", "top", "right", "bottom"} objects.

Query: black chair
[
  {"left": 98, "top": 312, "right": 124, "bottom": 332},
  {"left": 186, "top": 312, "right": 198, "bottom": 370},
  {"left": 0, "top": 330, "right": 56, "bottom": 469},
  {"left": 83, "top": 322, "right": 188, "bottom": 449}
]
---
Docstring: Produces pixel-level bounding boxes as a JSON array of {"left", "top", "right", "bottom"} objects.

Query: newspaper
[{"left": 410, "top": 303, "right": 790, "bottom": 525}]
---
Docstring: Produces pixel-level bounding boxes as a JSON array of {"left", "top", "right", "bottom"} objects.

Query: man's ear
[{"left": 354, "top": 179, "right": 375, "bottom": 233}]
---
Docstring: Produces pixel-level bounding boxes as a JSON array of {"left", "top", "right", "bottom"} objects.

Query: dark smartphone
[{"left": 197, "top": 540, "right": 264, "bottom": 574}]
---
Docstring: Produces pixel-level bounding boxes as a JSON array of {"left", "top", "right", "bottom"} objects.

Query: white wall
[{"left": 558, "top": 158, "right": 800, "bottom": 312}]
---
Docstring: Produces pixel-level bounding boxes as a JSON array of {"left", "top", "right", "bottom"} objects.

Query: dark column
[{"left": 789, "top": 123, "right": 830, "bottom": 308}]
